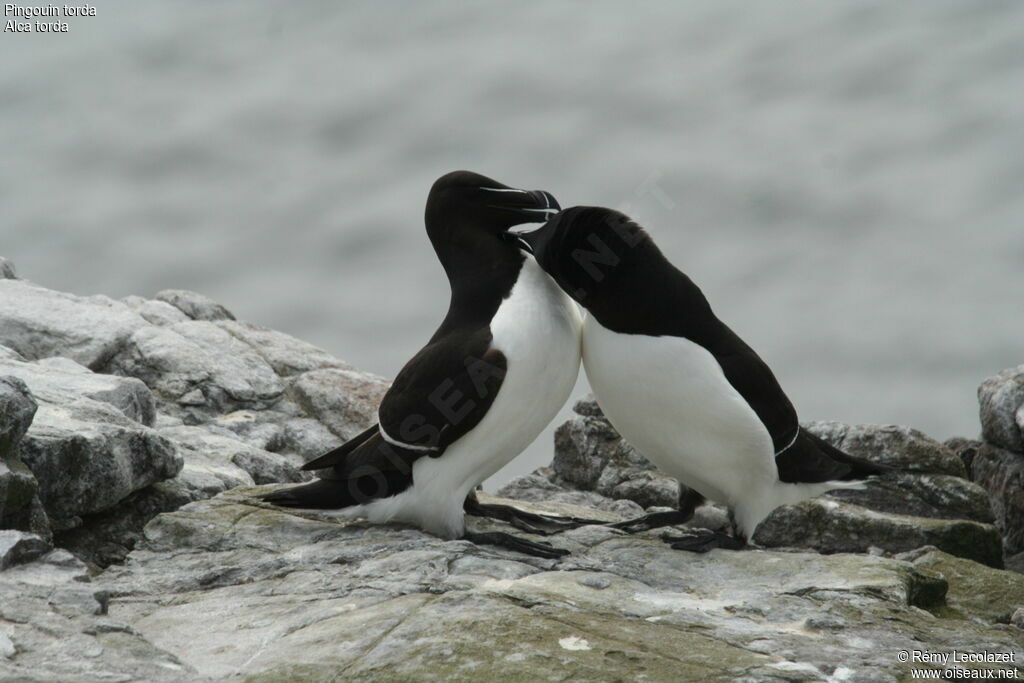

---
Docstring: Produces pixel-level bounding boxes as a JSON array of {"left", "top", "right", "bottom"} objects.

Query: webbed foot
[
  {"left": 662, "top": 529, "right": 747, "bottom": 553},
  {"left": 463, "top": 531, "right": 570, "bottom": 559}
]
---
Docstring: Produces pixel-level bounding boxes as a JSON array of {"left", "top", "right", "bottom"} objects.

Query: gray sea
[{"left": 2, "top": 1, "right": 1022, "bottom": 489}]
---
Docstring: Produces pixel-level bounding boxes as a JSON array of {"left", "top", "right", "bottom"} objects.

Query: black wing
[
  {"left": 300, "top": 423, "right": 379, "bottom": 471},
  {"left": 705, "top": 321, "right": 800, "bottom": 456},
  {"left": 704, "top": 321, "right": 886, "bottom": 483},
  {"left": 376, "top": 327, "right": 507, "bottom": 455},
  {"left": 262, "top": 326, "right": 507, "bottom": 509}
]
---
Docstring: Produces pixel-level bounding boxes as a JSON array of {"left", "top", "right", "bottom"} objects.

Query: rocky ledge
[{"left": 1, "top": 258, "right": 1023, "bottom": 681}]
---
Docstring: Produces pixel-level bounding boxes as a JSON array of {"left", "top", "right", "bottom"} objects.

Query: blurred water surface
[{"left": 2, "top": 1, "right": 1022, "bottom": 488}]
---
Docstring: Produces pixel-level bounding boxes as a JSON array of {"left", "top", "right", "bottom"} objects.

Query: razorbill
[
  {"left": 260, "top": 171, "right": 582, "bottom": 558},
  {"left": 514, "top": 206, "right": 886, "bottom": 551}
]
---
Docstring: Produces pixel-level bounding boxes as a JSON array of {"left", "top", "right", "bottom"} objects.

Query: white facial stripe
[
  {"left": 520, "top": 207, "right": 559, "bottom": 214},
  {"left": 379, "top": 423, "right": 440, "bottom": 453},
  {"left": 479, "top": 187, "right": 528, "bottom": 194}
]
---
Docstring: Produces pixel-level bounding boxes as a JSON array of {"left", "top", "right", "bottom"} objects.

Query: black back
[{"left": 525, "top": 206, "right": 884, "bottom": 483}]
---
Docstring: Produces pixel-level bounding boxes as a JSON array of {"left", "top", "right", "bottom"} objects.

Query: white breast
[
  {"left": 356, "top": 256, "right": 582, "bottom": 538},
  {"left": 581, "top": 315, "right": 777, "bottom": 508}
]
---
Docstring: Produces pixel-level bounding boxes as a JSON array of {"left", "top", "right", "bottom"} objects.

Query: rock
[
  {"left": 967, "top": 442, "right": 1024, "bottom": 555},
  {"left": 291, "top": 367, "right": 389, "bottom": 440},
  {"left": 280, "top": 416, "right": 343, "bottom": 461},
  {"left": 825, "top": 472, "right": 994, "bottom": 523},
  {"left": 1008, "top": 551, "right": 1024, "bottom": 575},
  {"left": 0, "top": 257, "right": 16, "bottom": 279},
  {"left": 155, "top": 289, "right": 235, "bottom": 321},
  {"left": 155, "top": 425, "right": 261, "bottom": 497},
  {"left": 208, "top": 410, "right": 286, "bottom": 452},
  {"left": 215, "top": 320, "right": 351, "bottom": 377},
  {"left": 754, "top": 498, "right": 1004, "bottom": 568},
  {"left": 104, "top": 321, "right": 284, "bottom": 417},
  {"left": 0, "top": 530, "right": 49, "bottom": 570},
  {"left": 497, "top": 469, "right": 646, "bottom": 518},
  {"left": 19, "top": 399, "right": 182, "bottom": 523},
  {"left": 0, "top": 279, "right": 148, "bottom": 370},
  {"left": 0, "top": 548, "right": 191, "bottom": 680},
  {"left": 552, "top": 409, "right": 682, "bottom": 509},
  {"left": 806, "top": 421, "right": 967, "bottom": 477},
  {"left": 572, "top": 395, "right": 605, "bottom": 418},
  {"left": 0, "top": 488, "right": 1010, "bottom": 681},
  {"left": 0, "top": 355, "right": 156, "bottom": 426},
  {"left": 0, "top": 376, "right": 43, "bottom": 534},
  {"left": 121, "top": 295, "right": 190, "bottom": 326},
  {"left": 912, "top": 549, "right": 1024, "bottom": 624},
  {"left": 54, "top": 481, "right": 195, "bottom": 570},
  {"left": 978, "top": 365, "right": 1024, "bottom": 453}
]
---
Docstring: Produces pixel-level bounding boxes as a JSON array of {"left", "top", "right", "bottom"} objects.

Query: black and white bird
[
  {"left": 260, "top": 171, "right": 582, "bottom": 558},
  {"left": 514, "top": 206, "right": 886, "bottom": 551}
]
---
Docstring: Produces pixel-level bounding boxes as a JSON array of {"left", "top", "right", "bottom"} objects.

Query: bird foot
[
  {"left": 463, "top": 498, "right": 607, "bottom": 535},
  {"left": 661, "top": 529, "right": 746, "bottom": 553},
  {"left": 607, "top": 509, "right": 694, "bottom": 534},
  {"left": 462, "top": 531, "right": 570, "bottom": 559}
]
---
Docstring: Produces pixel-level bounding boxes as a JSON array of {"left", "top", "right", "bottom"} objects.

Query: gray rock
[
  {"left": 0, "top": 279, "right": 148, "bottom": 370},
  {"left": 19, "top": 399, "right": 182, "bottom": 523},
  {"left": 216, "top": 320, "right": 351, "bottom": 377},
  {"left": 0, "top": 489, "right": 1003, "bottom": 681},
  {"left": 805, "top": 421, "right": 967, "bottom": 476},
  {"left": 155, "top": 288, "right": 236, "bottom": 321},
  {"left": 968, "top": 442, "right": 1024, "bottom": 555},
  {"left": 0, "top": 257, "right": 16, "bottom": 279},
  {"left": 0, "top": 355, "right": 156, "bottom": 426},
  {"left": 497, "top": 469, "right": 646, "bottom": 518},
  {"left": 157, "top": 424, "right": 307, "bottom": 497},
  {"left": 54, "top": 481, "right": 195, "bottom": 569},
  {"left": 978, "top": 365, "right": 1024, "bottom": 453},
  {"left": 291, "top": 367, "right": 389, "bottom": 439},
  {"left": 606, "top": 469, "right": 681, "bottom": 509},
  {"left": 0, "top": 549, "right": 191, "bottom": 681},
  {"left": 0, "top": 345, "right": 24, "bottom": 361},
  {"left": 104, "top": 321, "right": 284, "bottom": 416},
  {"left": 0, "top": 376, "right": 42, "bottom": 533},
  {"left": 156, "top": 425, "right": 260, "bottom": 496},
  {"left": 0, "top": 530, "right": 49, "bottom": 570},
  {"left": 0, "top": 376, "right": 37, "bottom": 459},
  {"left": 230, "top": 448, "right": 309, "bottom": 486},
  {"left": 208, "top": 410, "right": 286, "bottom": 452},
  {"left": 754, "top": 498, "right": 1004, "bottom": 568},
  {"left": 280, "top": 416, "right": 343, "bottom": 461},
  {"left": 912, "top": 549, "right": 1024, "bottom": 624},
  {"left": 572, "top": 395, "right": 605, "bottom": 418},
  {"left": 553, "top": 406, "right": 687, "bottom": 509},
  {"left": 120, "top": 295, "right": 190, "bottom": 326},
  {"left": 825, "top": 472, "right": 994, "bottom": 523}
]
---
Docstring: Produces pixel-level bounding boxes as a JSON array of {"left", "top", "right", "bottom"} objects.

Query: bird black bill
[{"left": 481, "top": 187, "right": 560, "bottom": 224}]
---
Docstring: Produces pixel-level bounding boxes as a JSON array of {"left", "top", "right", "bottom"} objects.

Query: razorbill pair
[
  {"left": 515, "top": 206, "right": 886, "bottom": 551},
  {"left": 261, "top": 171, "right": 583, "bottom": 558}
]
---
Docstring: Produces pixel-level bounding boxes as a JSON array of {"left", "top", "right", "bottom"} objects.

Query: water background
[{"left": 2, "top": 1, "right": 1022, "bottom": 489}]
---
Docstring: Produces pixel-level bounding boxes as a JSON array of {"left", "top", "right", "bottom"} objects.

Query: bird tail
[
  {"left": 259, "top": 478, "right": 352, "bottom": 509},
  {"left": 801, "top": 429, "right": 892, "bottom": 479},
  {"left": 736, "top": 429, "right": 893, "bottom": 539}
]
